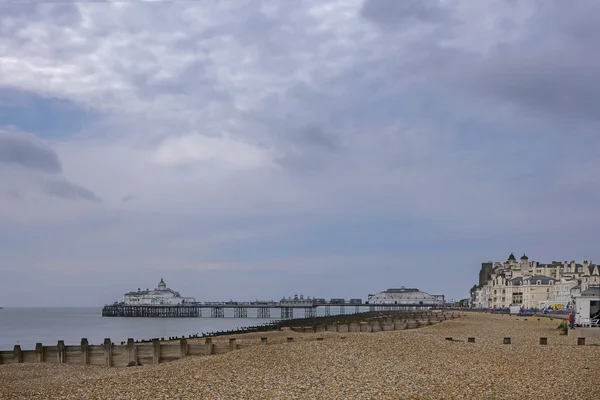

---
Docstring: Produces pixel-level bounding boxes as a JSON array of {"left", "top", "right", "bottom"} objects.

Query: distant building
[
  {"left": 280, "top": 294, "right": 314, "bottom": 306},
  {"left": 123, "top": 279, "right": 196, "bottom": 305},
  {"left": 366, "top": 287, "right": 445, "bottom": 309},
  {"left": 471, "top": 253, "right": 600, "bottom": 310}
]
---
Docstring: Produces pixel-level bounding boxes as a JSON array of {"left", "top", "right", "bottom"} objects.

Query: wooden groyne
[{"left": 0, "top": 311, "right": 454, "bottom": 367}]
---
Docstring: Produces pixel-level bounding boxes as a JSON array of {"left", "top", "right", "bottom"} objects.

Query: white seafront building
[
  {"left": 366, "top": 287, "right": 445, "bottom": 309},
  {"left": 471, "top": 254, "right": 600, "bottom": 317},
  {"left": 123, "top": 279, "right": 196, "bottom": 305}
]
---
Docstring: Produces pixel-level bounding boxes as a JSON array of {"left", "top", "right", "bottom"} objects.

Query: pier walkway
[{"left": 101, "top": 302, "right": 442, "bottom": 318}]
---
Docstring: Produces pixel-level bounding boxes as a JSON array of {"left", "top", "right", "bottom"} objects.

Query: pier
[{"left": 101, "top": 301, "right": 443, "bottom": 318}]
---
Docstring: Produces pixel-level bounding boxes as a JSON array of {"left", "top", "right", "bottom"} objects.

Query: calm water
[{"left": 0, "top": 308, "right": 274, "bottom": 350}]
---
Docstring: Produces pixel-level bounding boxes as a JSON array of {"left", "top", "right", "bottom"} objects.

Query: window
[{"left": 537, "top": 280, "right": 542, "bottom": 285}]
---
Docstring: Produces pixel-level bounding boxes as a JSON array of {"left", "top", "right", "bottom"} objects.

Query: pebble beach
[{"left": 1, "top": 313, "right": 598, "bottom": 400}]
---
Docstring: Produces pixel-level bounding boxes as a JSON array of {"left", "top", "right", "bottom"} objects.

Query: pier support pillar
[
  {"left": 35, "top": 343, "right": 44, "bottom": 363},
  {"left": 152, "top": 338, "right": 160, "bottom": 364},
  {"left": 257, "top": 307, "right": 270, "bottom": 318},
  {"left": 103, "top": 338, "right": 113, "bottom": 367},
  {"left": 211, "top": 307, "right": 224, "bottom": 318},
  {"left": 57, "top": 340, "right": 66, "bottom": 364},
  {"left": 127, "top": 338, "right": 137, "bottom": 364},
  {"left": 13, "top": 345, "right": 23, "bottom": 364},
  {"left": 81, "top": 338, "right": 89, "bottom": 365}
]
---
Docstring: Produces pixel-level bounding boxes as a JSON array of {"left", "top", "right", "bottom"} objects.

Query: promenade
[{"left": 0, "top": 313, "right": 597, "bottom": 400}]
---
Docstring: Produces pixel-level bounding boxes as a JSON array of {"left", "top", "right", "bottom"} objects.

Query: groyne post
[
  {"left": 57, "top": 340, "right": 66, "bottom": 363},
  {"left": 180, "top": 338, "right": 188, "bottom": 358},
  {"left": 205, "top": 338, "right": 213, "bottom": 355},
  {"left": 229, "top": 338, "right": 236, "bottom": 351},
  {"left": 103, "top": 338, "right": 113, "bottom": 367},
  {"left": 127, "top": 338, "right": 137, "bottom": 364},
  {"left": 80, "top": 338, "right": 89, "bottom": 365},
  {"left": 152, "top": 338, "right": 160, "bottom": 364},
  {"left": 35, "top": 343, "right": 43, "bottom": 363},
  {"left": 13, "top": 345, "right": 23, "bottom": 364},
  {"left": 261, "top": 337, "right": 268, "bottom": 345}
]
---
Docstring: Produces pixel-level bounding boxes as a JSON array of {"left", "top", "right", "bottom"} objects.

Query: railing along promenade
[{"left": 0, "top": 310, "right": 452, "bottom": 367}]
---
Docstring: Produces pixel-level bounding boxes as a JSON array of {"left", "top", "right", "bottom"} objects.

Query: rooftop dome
[
  {"left": 508, "top": 253, "right": 516, "bottom": 261},
  {"left": 158, "top": 278, "right": 167, "bottom": 290},
  {"left": 521, "top": 254, "right": 528, "bottom": 260}
]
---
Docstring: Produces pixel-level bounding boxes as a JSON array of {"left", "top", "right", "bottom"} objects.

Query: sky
[{"left": 1, "top": 0, "right": 600, "bottom": 307}]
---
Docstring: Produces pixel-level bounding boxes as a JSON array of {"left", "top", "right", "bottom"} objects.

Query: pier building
[
  {"left": 123, "top": 279, "right": 195, "bottom": 305},
  {"left": 366, "top": 287, "right": 445, "bottom": 308}
]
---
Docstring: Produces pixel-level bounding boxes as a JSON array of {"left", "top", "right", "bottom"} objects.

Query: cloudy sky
[{"left": 1, "top": 0, "right": 599, "bottom": 307}]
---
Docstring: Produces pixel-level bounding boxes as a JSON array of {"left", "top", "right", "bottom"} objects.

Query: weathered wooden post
[
  {"left": 103, "top": 338, "right": 113, "bottom": 367},
  {"left": 539, "top": 337, "right": 547, "bottom": 345},
  {"left": 81, "top": 338, "right": 90, "bottom": 365},
  {"left": 13, "top": 345, "right": 23, "bottom": 364},
  {"left": 260, "top": 337, "right": 268, "bottom": 345},
  {"left": 503, "top": 337, "right": 511, "bottom": 345},
  {"left": 35, "top": 343, "right": 44, "bottom": 363},
  {"left": 57, "top": 340, "right": 66, "bottom": 363},
  {"left": 577, "top": 337, "right": 586, "bottom": 346},
  {"left": 127, "top": 338, "right": 137, "bottom": 364},
  {"left": 205, "top": 338, "right": 213, "bottom": 355},
  {"left": 152, "top": 338, "right": 160, "bottom": 364},
  {"left": 468, "top": 337, "right": 476, "bottom": 343},
  {"left": 228, "top": 338, "right": 236, "bottom": 351},
  {"left": 180, "top": 338, "right": 188, "bottom": 359},
  {"left": 286, "top": 337, "right": 294, "bottom": 343}
]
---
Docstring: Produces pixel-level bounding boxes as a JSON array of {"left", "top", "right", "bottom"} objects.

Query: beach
[{"left": 0, "top": 313, "right": 598, "bottom": 400}]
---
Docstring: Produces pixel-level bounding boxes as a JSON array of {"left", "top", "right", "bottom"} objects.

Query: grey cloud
[
  {"left": 0, "top": 131, "right": 101, "bottom": 203},
  {"left": 0, "top": 131, "right": 62, "bottom": 173},
  {"left": 275, "top": 123, "right": 342, "bottom": 172},
  {"left": 455, "top": 0, "right": 600, "bottom": 123},
  {"left": 291, "top": 123, "right": 340, "bottom": 152},
  {"left": 360, "top": 0, "right": 451, "bottom": 26},
  {"left": 122, "top": 194, "right": 135, "bottom": 203},
  {"left": 43, "top": 179, "right": 102, "bottom": 203}
]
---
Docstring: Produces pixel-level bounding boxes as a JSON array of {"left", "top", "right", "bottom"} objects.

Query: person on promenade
[{"left": 568, "top": 312, "right": 575, "bottom": 329}]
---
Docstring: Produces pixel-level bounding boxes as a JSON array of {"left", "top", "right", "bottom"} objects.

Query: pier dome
[{"left": 123, "top": 279, "right": 195, "bottom": 305}]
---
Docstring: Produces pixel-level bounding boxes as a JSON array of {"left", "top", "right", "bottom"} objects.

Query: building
[
  {"left": 366, "top": 287, "right": 444, "bottom": 309},
  {"left": 575, "top": 287, "right": 600, "bottom": 325},
  {"left": 279, "top": 294, "right": 314, "bottom": 306},
  {"left": 123, "top": 279, "right": 196, "bottom": 305},
  {"left": 471, "top": 253, "right": 600, "bottom": 310}
]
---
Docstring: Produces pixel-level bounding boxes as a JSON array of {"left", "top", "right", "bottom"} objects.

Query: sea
[{"left": 0, "top": 307, "right": 274, "bottom": 350}]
